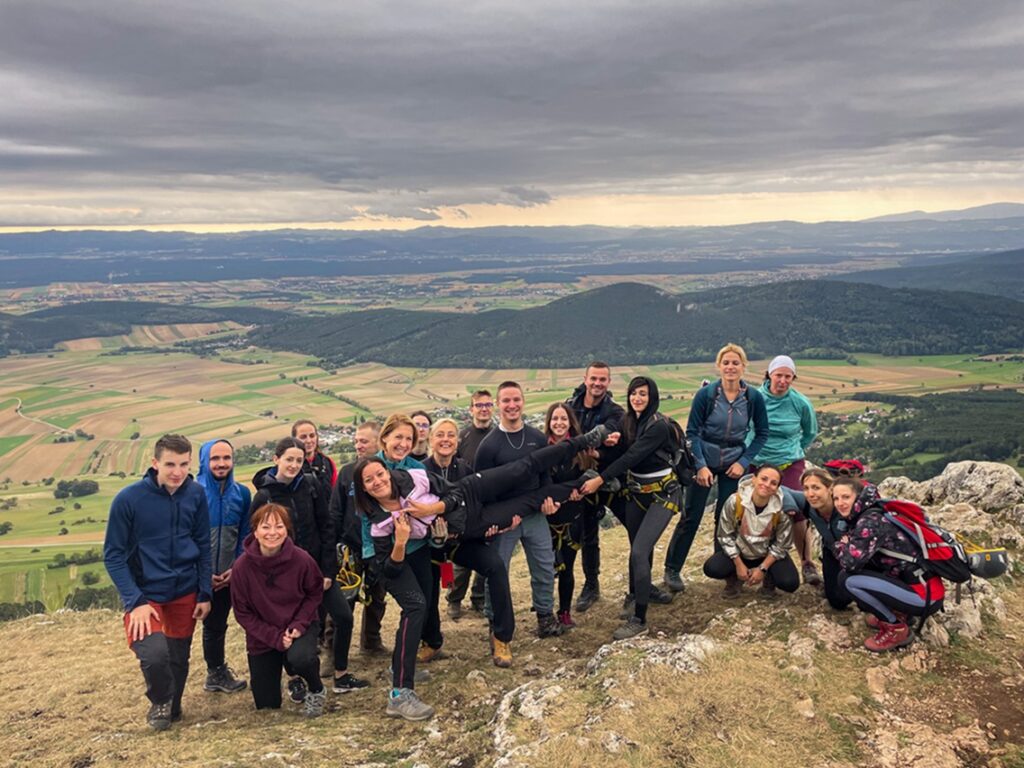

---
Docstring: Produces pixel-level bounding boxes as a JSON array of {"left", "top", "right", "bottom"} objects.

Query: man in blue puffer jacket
[
  {"left": 104, "top": 434, "right": 211, "bottom": 731},
  {"left": 197, "top": 438, "right": 252, "bottom": 695}
]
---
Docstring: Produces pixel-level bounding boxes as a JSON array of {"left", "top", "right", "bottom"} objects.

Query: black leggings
[
  {"left": 550, "top": 514, "right": 582, "bottom": 614},
  {"left": 624, "top": 491, "right": 679, "bottom": 620},
  {"left": 247, "top": 623, "right": 323, "bottom": 710},
  {"left": 458, "top": 437, "right": 591, "bottom": 539},
  {"left": 425, "top": 539, "right": 516, "bottom": 646},
  {"left": 703, "top": 551, "right": 800, "bottom": 592},
  {"left": 201, "top": 584, "right": 233, "bottom": 670},
  {"left": 384, "top": 545, "right": 433, "bottom": 690},
  {"left": 839, "top": 571, "right": 942, "bottom": 623},
  {"left": 821, "top": 548, "right": 852, "bottom": 610}
]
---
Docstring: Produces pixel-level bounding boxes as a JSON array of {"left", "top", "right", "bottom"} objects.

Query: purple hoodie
[{"left": 230, "top": 534, "right": 324, "bottom": 655}]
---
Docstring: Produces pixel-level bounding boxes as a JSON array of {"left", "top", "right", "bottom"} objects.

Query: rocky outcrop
[{"left": 878, "top": 460, "right": 1024, "bottom": 511}]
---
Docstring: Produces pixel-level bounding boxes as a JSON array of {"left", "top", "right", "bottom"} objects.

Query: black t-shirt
[
  {"left": 457, "top": 424, "right": 493, "bottom": 467},
  {"left": 474, "top": 425, "right": 547, "bottom": 501}
]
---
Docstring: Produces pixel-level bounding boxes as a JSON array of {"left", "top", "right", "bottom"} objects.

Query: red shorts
[{"left": 124, "top": 592, "right": 197, "bottom": 647}]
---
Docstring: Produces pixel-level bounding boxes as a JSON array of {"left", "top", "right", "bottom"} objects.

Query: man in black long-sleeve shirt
[{"left": 474, "top": 381, "right": 563, "bottom": 638}]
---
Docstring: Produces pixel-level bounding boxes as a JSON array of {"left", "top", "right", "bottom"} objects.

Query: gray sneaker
[
  {"left": 664, "top": 568, "right": 686, "bottom": 593},
  {"left": 204, "top": 664, "right": 247, "bottom": 693},
  {"left": 612, "top": 617, "right": 649, "bottom": 641},
  {"left": 386, "top": 688, "right": 435, "bottom": 721},
  {"left": 146, "top": 700, "right": 173, "bottom": 731},
  {"left": 303, "top": 689, "right": 326, "bottom": 718},
  {"left": 618, "top": 593, "right": 636, "bottom": 619}
]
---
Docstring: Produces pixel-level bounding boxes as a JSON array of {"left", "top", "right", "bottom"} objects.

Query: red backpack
[{"left": 878, "top": 499, "right": 972, "bottom": 584}]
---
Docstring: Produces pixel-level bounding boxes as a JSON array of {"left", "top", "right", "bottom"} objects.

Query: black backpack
[{"left": 647, "top": 413, "right": 696, "bottom": 486}]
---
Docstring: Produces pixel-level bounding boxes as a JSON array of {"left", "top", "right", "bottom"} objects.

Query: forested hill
[
  {"left": 0, "top": 301, "right": 285, "bottom": 354},
  {"left": 249, "top": 280, "right": 1024, "bottom": 368},
  {"left": 831, "top": 247, "right": 1024, "bottom": 301}
]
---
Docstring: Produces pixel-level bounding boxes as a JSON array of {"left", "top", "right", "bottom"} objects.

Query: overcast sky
[{"left": 1, "top": 0, "right": 1022, "bottom": 229}]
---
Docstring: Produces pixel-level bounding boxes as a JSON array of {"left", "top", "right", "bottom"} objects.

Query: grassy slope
[{"left": 1, "top": 524, "right": 1023, "bottom": 768}]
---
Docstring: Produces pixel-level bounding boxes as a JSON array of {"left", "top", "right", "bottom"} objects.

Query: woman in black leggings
[{"left": 579, "top": 376, "right": 679, "bottom": 641}]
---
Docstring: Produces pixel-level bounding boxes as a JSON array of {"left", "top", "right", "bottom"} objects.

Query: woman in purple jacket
[{"left": 230, "top": 503, "right": 327, "bottom": 717}]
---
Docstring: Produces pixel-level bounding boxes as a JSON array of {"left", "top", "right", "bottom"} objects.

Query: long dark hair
[
  {"left": 543, "top": 402, "right": 596, "bottom": 472},
  {"left": 622, "top": 376, "right": 659, "bottom": 444},
  {"left": 351, "top": 457, "right": 398, "bottom": 515}
]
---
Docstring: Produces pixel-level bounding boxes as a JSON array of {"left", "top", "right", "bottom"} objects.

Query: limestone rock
[
  {"left": 865, "top": 667, "right": 888, "bottom": 701},
  {"left": 879, "top": 461, "right": 1024, "bottom": 511},
  {"left": 586, "top": 633, "right": 716, "bottom": 676}
]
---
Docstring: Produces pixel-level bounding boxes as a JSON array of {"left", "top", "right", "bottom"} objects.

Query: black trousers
[
  {"left": 247, "top": 623, "right": 323, "bottom": 709},
  {"left": 425, "top": 539, "right": 516, "bottom": 646},
  {"left": 385, "top": 545, "right": 432, "bottom": 690},
  {"left": 359, "top": 579, "right": 388, "bottom": 649},
  {"left": 132, "top": 632, "right": 192, "bottom": 711},
  {"left": 551, "top": 516, "right": 582, "bottom": 613},
  {"left": 201, "top": 585, "right": 233, "bottom": 670},
  {"left": 703, "top": 550, "right": 800, "bottom": 592},
  {"left": 579, "top": 501, "right": 602, "bottom": 586},
  {"left": 623, "top": 494, "right": 677, "bottom": 611},
  {"left": 447, "top": 566, "right": 486, "bottom": 606},
  {"left": 821, "top": 548, "right": 853, "bottom": 610}
]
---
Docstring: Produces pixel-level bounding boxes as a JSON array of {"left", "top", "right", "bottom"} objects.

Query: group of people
[{"left": 104, "top": 346, "right": 945, "bottom": 730}]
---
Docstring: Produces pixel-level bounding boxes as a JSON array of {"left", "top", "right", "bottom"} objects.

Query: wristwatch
[{"left": 758, "top": 565, "right": 769, "bottom": 573}]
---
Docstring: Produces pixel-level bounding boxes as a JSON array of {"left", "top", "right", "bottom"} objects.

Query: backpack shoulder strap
[{"left": 734, "top": 493, "right": 744, "bottom": 523}]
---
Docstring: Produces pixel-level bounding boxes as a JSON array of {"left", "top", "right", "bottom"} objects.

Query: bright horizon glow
[{"left": 1, "top": 187, "right": 1021, "bottom": 234}]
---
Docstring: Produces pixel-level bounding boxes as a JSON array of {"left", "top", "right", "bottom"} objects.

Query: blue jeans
[
  {"left": 664, "top": 468, "right": 739, "bottom": 573},
  {"left": 486, "top": 511, "right": 556, "bottom": 616}
]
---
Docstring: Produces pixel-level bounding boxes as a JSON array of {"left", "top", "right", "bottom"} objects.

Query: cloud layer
[{"left": 1, "top": 0, "right": 1022, "bottom": 226}]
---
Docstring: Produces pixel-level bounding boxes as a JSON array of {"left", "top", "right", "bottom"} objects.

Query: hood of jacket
[
  {"left": 630, "top": 376, "right": 661, "bottom": 427},
  {"left": 253, "top": 465, "right": 304, "bottom": 493},
  {"left": 197, "top": 438, "right": 235, "bottom": 491}
]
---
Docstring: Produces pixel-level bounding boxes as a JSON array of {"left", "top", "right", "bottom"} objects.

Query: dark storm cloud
[{"left": 0, "top": 0, "right": 1021, "bottom": 224}]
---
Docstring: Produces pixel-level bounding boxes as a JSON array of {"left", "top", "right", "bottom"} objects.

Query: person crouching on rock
[
  {"left": 230, "top": 503, "right": 327, "bottom": 717},
  {"left": 831, "top": 478, "right": 944, "bottom": 652},
  {"left": 702, "top": 464, "right": 799, "bottom": 598}
]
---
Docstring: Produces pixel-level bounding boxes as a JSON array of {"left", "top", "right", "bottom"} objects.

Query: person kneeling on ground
[
  {"left": 831, "top": 478, "right": 944, "bottom": 653},
  {"left": 702, "top": 464, "right": 799, "bottom": 598},
  {"left": 230, "top": 503, "right": 328, "bottom": 717}
]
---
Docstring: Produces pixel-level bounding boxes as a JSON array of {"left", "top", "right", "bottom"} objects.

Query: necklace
[{"left": 504, "top": 428, "right": 525, "bottom": 450}]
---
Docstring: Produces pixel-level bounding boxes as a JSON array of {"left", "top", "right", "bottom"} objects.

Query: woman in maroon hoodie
[{"left": 230, "top": 503, "right": 327, "bottom": 717}]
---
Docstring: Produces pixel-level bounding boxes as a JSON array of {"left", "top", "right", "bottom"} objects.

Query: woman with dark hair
[
  {"left": 663, "top": 343, "right": 770, "bottom": 594},
  {"left": 353, "top": 422, "right": 609, "bottom": 709},
  {"left": 251, "top": 437, "right": 366, "bottom": 703},
  {"left": 543, "top": 402, "right": 597, "bottom": 629},
  {"left": 831, "top": 478, "right": 945, "bottom": 652},
  {"left": 702, "top": 465, "right": 799, "bottom": 598},
  {"left": 579, "top": 376, "right": 679, "bottom": 640},
  {"left": 409, "top": 411, "right": 433, "bottom": 463},
  {"left": 230, "top": 503, "right": 326, "bottom": 717}
]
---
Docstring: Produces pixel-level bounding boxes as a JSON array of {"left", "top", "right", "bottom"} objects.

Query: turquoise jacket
[{"left": 749, "top": 381, "right": 818, "bottom": 465}]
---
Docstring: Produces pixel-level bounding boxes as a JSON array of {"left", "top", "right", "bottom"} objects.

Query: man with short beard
[
  {"left": 475, "top": 381, "right": 563, "bottom": 638},
  {"left": 566, "top": 361, "right": 625, "bottom": 612},
  {"left": 197, "top": 438, "right": 251, "bottom": 694}
]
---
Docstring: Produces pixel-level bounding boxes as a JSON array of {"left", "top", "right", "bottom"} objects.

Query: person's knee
[
  {"left": 133, "top": 631, "right": 171, "bottom": 666},
  {"left": 774, "top": 574, "right": 800, "bottom": 592}
]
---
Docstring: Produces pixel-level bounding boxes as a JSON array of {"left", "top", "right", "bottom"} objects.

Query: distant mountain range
[
  {"left": 863, "top": 202, "right": 1024, "bottom": 223},
  {"left": 828, "top": 248, "right": 1024, "bottom": 301},
  {"left": 1, "top": 209, "right": 1024, "bottom": 286},
  {"left": 248, "top": 281, "right": 1024, "bottom": 368}
]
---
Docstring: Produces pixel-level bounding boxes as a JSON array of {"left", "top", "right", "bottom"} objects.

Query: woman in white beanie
[{"left": 750, "top": 355, "right": 820, "bottom": 585}]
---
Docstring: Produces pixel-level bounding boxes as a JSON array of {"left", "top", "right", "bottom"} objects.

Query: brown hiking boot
[
  {"left": 416, "top": 643, "right": 441, "bottom": 664},
  {"left": 491, "top": 634, "right": 513, "bottom": 668},
  {"left": 723, "top": 575, "right": 742, "bottom": 599},
  {"left": 864, "top": 621, "right": 913, "bottom": 653}
]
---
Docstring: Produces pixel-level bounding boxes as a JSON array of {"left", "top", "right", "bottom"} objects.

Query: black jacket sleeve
[{"left": 600, "top": 418, "right": 672, "bottom": 481}]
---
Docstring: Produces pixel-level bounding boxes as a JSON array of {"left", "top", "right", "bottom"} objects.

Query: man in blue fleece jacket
[{"left": 104, "top": 434, "right": 212, "bottom": 732}]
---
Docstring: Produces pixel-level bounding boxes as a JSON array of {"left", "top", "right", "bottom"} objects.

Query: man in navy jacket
[
  {"left": 197, "top": 438, "right": 251, "bottom": 694},
  {"left": 104, "top": 434, "right": 212, "bottom": 731}
]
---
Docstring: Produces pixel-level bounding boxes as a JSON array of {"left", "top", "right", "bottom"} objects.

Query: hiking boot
[
  {"left": 865, "top": 613, "right": 881, "bottom": 629},
  {"left": 664, "top": 568, "right": 686, "bottom": 594},
  {"left": 491, "top": 634, "right": 513, "bottom": 668},
  {"left": 802, "top": 562, "right": 823, "bottom": 587},
  {"left": 204, "top": 664, "right": 247, "bottom": 693},
  {"left": 760, "top": 571, "right": 777, "bottom": 600},
  {"left": 386, "top": 688, "right": 435, "bottom": 721},
  {"left": 417, "top": 643, "right": 442, "bottom": 664},
  {"left": 320, "top": 656, "right": 334, "bottom": 679},
  {"left": 579, "top": 424, "right": 610, "bottom": 450},
  {"left": 723, "top": 576, "right": 742, "bottom": 599},
  {"left": 447, "top": 601, "right": 463, "bottom": 620},
  {"left": 612, "top": 617, "right": 649, "bottom": 641},
  {"left": 864, "top": 621, "right": 914, "bottom": 653},
  {"left": 469, "top": 597, "right": 486, "bottom": 614},
  {"left": 146, "top": 701, "right": 173, "bottom": 732},
  {"left": 361, "top": 639, "right": 390, "bottom": 656},
  {"left": 333, "top": 672, "right": 370, "bottom": 694},
  {"left": 303, "top": 689, "right": 326, "bottom": 718},
  {"left": 618, "top": 593, "right": 636, "bottom": 619},
  {"left": 287, "top": 676, "right": 307, "bottom": 704},
  {"left": 574, "top": 584, "right": 600, "bottom": 613},
  {"left": 388, "top": 665, "right": 432, "bottom": 684},
  {"left": 649, "top": 585, "right": 674, "bottom": 604},
  {"left": 557, "top": 609, "right": 576, "bottom": 629},
  {"left": 537, "top": 612, "right": 565, "bottom": 638}
]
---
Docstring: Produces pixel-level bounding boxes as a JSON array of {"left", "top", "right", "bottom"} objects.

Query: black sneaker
[
  {"left": 204, "top": 664, "right": 247, "bottom": 693},
  {"left": 287, "top": 676, "right": 308, "bottom": 704},
  {"left": 574, "top": 584, "right": 600, "bottom": 613},
  {"left": 147, "top": 701, "right": 173, "bottom": 732},
  {"left": 536, "top": 612, "right": 565, "bottom": 638},
  {"left": 648, "top": 585, "right": 674, "bottom": 604},
  {"left": 332, "top": 672, "right": 370, "bottom": 694}
]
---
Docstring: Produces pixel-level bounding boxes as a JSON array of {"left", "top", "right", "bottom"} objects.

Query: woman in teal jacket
[{"left": 750, "top": 355, "right": 819, "bottom": 585}]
